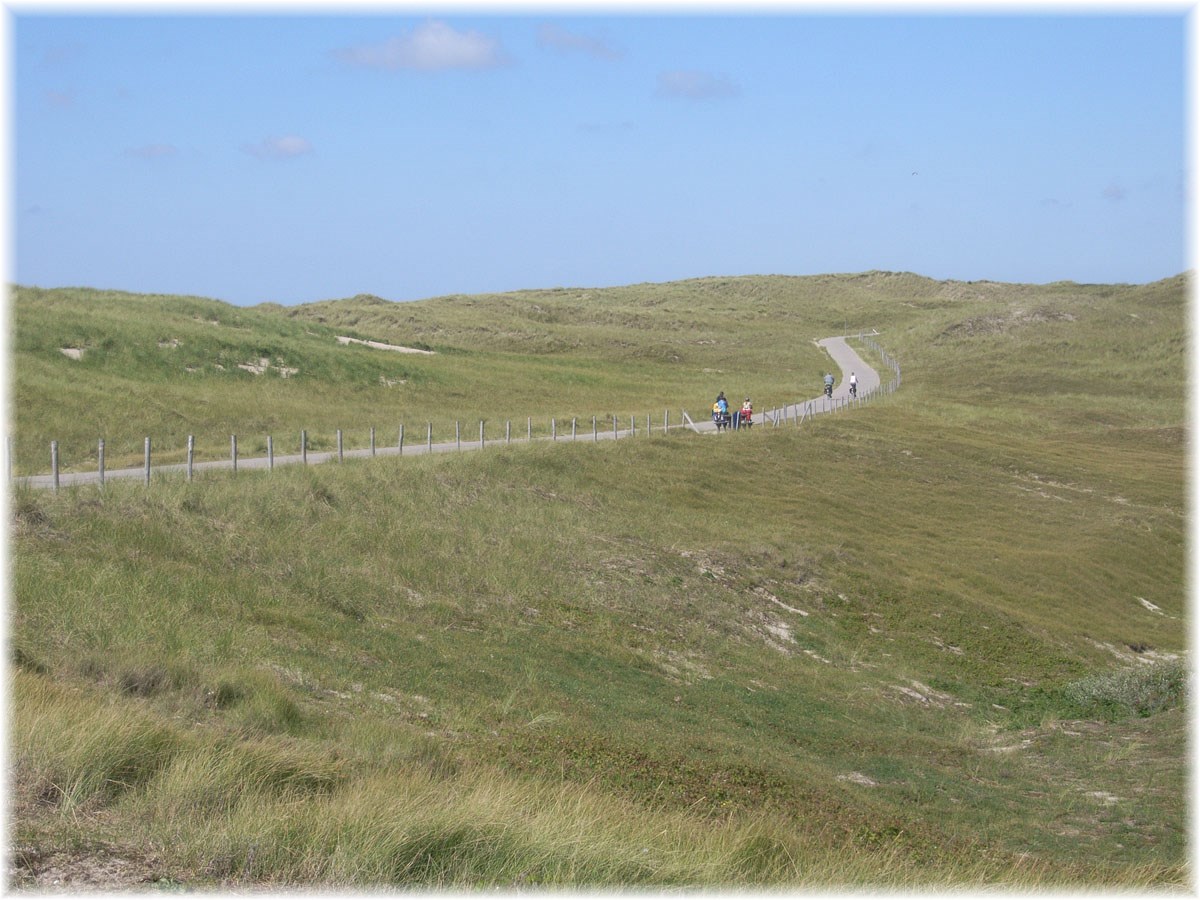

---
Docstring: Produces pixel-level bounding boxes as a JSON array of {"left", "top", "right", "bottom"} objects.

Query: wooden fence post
[
  {"left": 427, "top": 423, "right": 432, "bottom": 453},
  {"left": 370, "top": 426, "right": 376, "bottom": 456},
  {"left": 301, "top": 430, "right": 308, "bottom": 465},
  {"left": 144, "top": 437, "right": 151, "bottom": 487},
  {"left": 456, "top": 421, "right": 461, "bottom": 451},
  {"left": 480, "top": 420, "right": 485, "bottom": 448},
  {"left": 231, "top": 434, "right": 238, "bottom": 474},
  {"left": 187, "top": 435, "right": 194, "bottom": 481},
  {"left": 98, "top": 438, "right": 105, "bottom": 487},
  {"left": 506, "top": 420, "right": 511, "bottom": 444},
  {"left": 268, "top": 435, "right": 274, "bottom": 472},
  {"left": 337, "top": 429, "right": 344, "bottom": 462},
  {"left": 50, "top": 441, "right": 59, "bottom": 492},
  {"left": 399, "top": 424, "right": 405, "bottom": 455}
]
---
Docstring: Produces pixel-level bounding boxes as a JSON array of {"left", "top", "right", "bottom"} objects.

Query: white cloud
[
  {"left": 243, "top": 135, "right": 313, "bottom": 160},
  {"left": 45, "top": 90, "right": 75, "bottom": 109},
  {"left": 537, "top": 23, "right": 622, "bottom": 60},
  {"left": 657, "top": 70, "right": 739, "bottom": 100},
  {"left": 125, "top": 143, "right": 178, "bottom": 159},
  {"left": 334, "top": 21, "right": 506, "bottom": 72}
]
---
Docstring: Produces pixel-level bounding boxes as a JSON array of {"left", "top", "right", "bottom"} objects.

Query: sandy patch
[
  {"left": 753, "top": 585, "right": 809, "bottom": 616},
  {"left": 837, "top": 772, "right": 878, "bottom": 787},
  {"left": 238, "top": 358, "right": 299, "bottom": 377},
  {"left": 337, "top": 336, "right": 434, "bottom": 355},
  {"left": 891, "top": 680, "right": 958, "bottom": 707},
  {"left": 1084, "top": 638, "right": 1181, "bottom": 665}
]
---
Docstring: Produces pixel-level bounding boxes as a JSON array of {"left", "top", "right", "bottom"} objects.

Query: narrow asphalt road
[
  {"left": 690, "top": 334, "right": 882, "bottom": 434},
  {"left": 15, "top": 334, "right": 886, "bottom": 488}
]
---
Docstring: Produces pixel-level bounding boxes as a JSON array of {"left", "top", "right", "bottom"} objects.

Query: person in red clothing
[{"left": 739, "top": 398, "right": 753, "bottom": 429}]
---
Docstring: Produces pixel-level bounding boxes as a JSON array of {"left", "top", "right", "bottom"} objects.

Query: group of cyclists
[
  {"left": 715, "top": 372, "right": 859, "bottom": 430},
  {"left": 823, "top": 371, "right": 859, "bottom": 398},
  {"left": 711, "top": 392, "right": 753, "bottom": 431}
]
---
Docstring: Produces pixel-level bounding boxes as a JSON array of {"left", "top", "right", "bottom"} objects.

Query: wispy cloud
[
  {"left": 45, "top": 90, "right": 75, "bottom": 109},
  {"left": 1102, "top": 180, "right": 1127, "bottom": 202},
  {"left": 242, "top": 135, "right": 313, "bottom": 160},
  {"left": 42, "top": 44, "right": 85, "bottom": 66},
  {"left": 334, "top": 21, "right": 506, "bottom": 72},
  {"left": 125, "top": 143, "right": 178, "bottom": 160},
  {"left": 657, "top": 70, "right": 739, "bottom": 100},
  {"left": 537, "top": 23, "right": 622, "bottom": 60}
]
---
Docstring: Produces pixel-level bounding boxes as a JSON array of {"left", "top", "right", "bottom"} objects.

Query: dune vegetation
[{"left": 8, "top": 271, "right": 1187, "bottom": 889}]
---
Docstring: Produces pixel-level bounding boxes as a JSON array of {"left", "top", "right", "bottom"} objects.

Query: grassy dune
[{"left": 9, "top": 272, "right": 1187, "bottom": 888}]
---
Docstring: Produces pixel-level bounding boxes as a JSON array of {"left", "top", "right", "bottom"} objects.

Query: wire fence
[{"left": 12, "top": 333, "right": 901, "bottom": 491}]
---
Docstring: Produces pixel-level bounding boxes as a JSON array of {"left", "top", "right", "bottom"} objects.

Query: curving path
[
  {"left": 690, "top": 334, "right": 882, "bottom": 433},
  {"left": 14, "top": 334, "right": 887, "bottom": 488}
]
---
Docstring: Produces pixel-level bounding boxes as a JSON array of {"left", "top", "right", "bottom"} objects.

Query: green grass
[
  {"left": 9, "top": 271, "right": 1187, "bottom": 889},
  {"left": 11, "top": 280, "right": 835, "bottom": 473}
]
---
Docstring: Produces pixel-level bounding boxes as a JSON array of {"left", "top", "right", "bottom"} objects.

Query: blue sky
[{"left": 10, "top": 7, "right": 1190, "bottom": 306}]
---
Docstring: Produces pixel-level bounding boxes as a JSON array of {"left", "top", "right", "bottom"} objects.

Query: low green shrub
[{"left": 1062, "top": 659, "right": 1186, "bottom": 719}]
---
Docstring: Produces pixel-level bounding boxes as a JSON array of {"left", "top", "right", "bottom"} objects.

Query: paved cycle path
[
  {"left": 15, "top": 334, "right": 884, "bottom": 488},
  {"left": 689, "top": 334, "right": 881, "bottom": 433}
]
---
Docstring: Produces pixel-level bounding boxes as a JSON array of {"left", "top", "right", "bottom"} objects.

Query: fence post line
[
  {"left": 646, "top": 414, "right": 651, "bottom": 436},
  {"left": 370, "top": 426, "right": 376, "bottom": 457},
  {"left": 427, "top": 423, "right": 432, "bottom": 454},
  {"left": 144, "top": 437, "right": 151, "bottom": 487},
  {"left": 527, "top": 417, "right": 532, "bottom": 442},
  {"left": 301, "top": 430, "right": 308, "bottom": 465},
  {"left": 50, "top": 440, "right": 59, "bottom": 493},
  {"left": 480, "top": 420, "right": 485, "bottom": 449},
  {"left": 187, "top": 435, "right": 194, "bottom": 481},
  {"left": 572, "top": 417, "right": 577, "bottom": 440},
  {"left": 231, "top": 434, "right": 238, "bottom": 474},
  {"left": 664, "top": 409, "right": 669, "bottom": 434},
  {"left": 456, "top": 421, "right": 461, "bottom": 451},
  {"left": 593, "top": 416, "right": 598, "bottom": 441},
  {"left": 337, "top": 429, "right": 344, "bottom": 462},
  {"left": 267, "top": 435, "right": 274, "bottom": 472},
  {"left": 506, "top": 420, "right": 511, "bottom": 444},
  {"left": 552, "top": 418, "right": 557, "bottom": 441},
  {"left": 98, "top": 438, "right": 105, "bottom": 487},
  {"left": 399, "top": 424, "right": 405, "bottom": 455}
]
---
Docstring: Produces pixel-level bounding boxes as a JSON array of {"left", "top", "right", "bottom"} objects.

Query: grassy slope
[
  {"left": 12, "top": 278, "right": 834, "bottom": 473},
  {"left": 9, "top": 272, "right": 1187, "bottom": 888}
]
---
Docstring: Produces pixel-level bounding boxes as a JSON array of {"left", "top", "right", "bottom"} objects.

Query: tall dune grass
[{"left": 10, "top": 272, "right": 1187, "bottom": 888}]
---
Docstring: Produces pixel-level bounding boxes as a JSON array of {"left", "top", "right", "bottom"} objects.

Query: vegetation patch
[
  {"left": 9, "top": 272, "right": 1186, "bottom": 889},
  {"left": 1061, "top": 659, "right": 1186, "bottom": 720}
]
